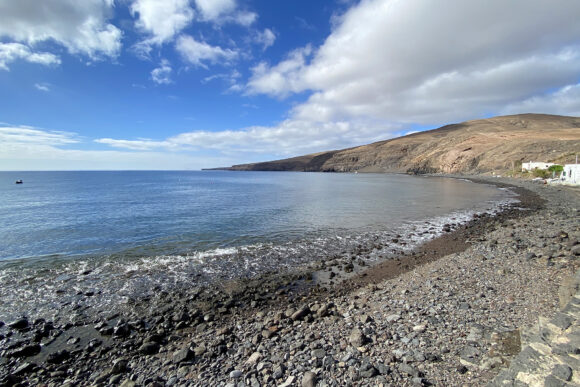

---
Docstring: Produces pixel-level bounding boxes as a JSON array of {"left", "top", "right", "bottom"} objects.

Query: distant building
[
  {"left": 561, "top": 164, "right": 580, "bottom": 185},
  {"left": 522, "top": 161, "right": 555, "bottom": 172}
]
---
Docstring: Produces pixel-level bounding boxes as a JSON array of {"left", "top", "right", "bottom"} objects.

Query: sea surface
[{"left": 0, "top": 171, "right": 516, "bottom": 322}]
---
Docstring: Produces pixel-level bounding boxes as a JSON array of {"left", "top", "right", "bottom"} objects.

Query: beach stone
[
  {"left": 376, "top": 363, "right": 390, "bottom": 375},
  {"left": 349, "top": 328, "right": 366, "bottom": 347},
  {"left": 311, "top": 349, "right": 325, "bottom": 359},
  {"left": 544, "top": 375, "right": 568, "bottom": 387},
  {"left": 139, "top": 342, "right": 159, "bottom": 355},
  {"left": 460, "top": 345, "right": 481, "bottom": 367},
  {"left": 279, "top": 375, "right": 295, "bottom": 387},
  {"left": 273, "top": 364, "right": 286, "bottom": 379},
  {"left": 12, "top": 362, "right": 35, "bottom": 376},
  {"left": 9, "top": 344, "right": 41, "bottom": 358},
  {"left": 8, "top": 318, "right": 29, "bottom": 330},
  {"left": 291, "top": 306, "right": 310, "bottom": 321},
  {"left": 47, "top": 349, "right": 69, "bottom": 364},
  {"left": 359, "top": 363, "right": 378, "bottom": 378},
  {"left": 193, "top": 345, "right": 206, "bottom": 357},
  {"left": 112, "top": 359, "right": 129, "bottom": 374},
  {"left": 301, "top": 371, "right": 317, "bottom": 387},
  {"left": 412, "top": 323, "right": 427, "bottom": 333},
  {"left": 551, "top": 364, "right": 572, "bottom": 381},
  {"left": 525, "top": 252, "right": 537, "bottom": 260},
  {"left": 399, "top": 363, "right": 420, "bottom": 377},
  {"left": 246, "top": 351, "right": 262, "bottom": 365},
  {"left": 119, "top": 380, "right": 136, "bottom": 387},
  {"left": 172, "top": 347, "right": 193, "bottom": 364},
  {"left": 229, "top": 370, "right": 243, "bottom": 379},
  {"left": 386, "top": 314, "right": 401, "bottom": 323}
]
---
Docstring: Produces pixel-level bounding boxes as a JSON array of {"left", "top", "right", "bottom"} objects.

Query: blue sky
[{"left": 1, "top": 0, "right": 579, "bottom": 170}]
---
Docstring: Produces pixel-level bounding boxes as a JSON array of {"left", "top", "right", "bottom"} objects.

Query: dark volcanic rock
[
  {"left": 139, "top": 342, "right": 160, "bottom": 355},
  {"left": 173, "top": 346, "right": 194, "bottom": 364},
  {"left": 8, "top": 318, "right": 29, "bottom": 330}
]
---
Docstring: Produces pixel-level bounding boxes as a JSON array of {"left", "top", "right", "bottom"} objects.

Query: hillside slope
[{"left": 224, "top": 114, "right": 580, "bottom": 174}]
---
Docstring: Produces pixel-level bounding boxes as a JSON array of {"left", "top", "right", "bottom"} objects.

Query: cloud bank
[
  {"left": 247, "top": 0, "right": 580, "bottom": 125},
  {"left": 0, "top": 0, "right": 121, "bottom": 69}
]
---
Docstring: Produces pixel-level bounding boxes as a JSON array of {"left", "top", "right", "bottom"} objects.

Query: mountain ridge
[{"left": 215, "top": 113, "right": 580, "bottom": 174}]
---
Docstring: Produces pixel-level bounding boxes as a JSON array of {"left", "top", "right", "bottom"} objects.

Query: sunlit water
[{"left": 0, "top": 171, "right": 516, "bottom": 322}]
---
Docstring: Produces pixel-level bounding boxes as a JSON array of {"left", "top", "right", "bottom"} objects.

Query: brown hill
[{"left": 224, "top": 114, "right": 580, "bottom": 174}]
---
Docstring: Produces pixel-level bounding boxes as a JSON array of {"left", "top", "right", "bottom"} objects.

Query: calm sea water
[{"left": 0, "top": 171, "right": 514, "bottom": 321}]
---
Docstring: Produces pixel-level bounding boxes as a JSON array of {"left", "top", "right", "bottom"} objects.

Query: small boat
[{"left": 15, "top": 180, "right": 23, "bottom": 184}]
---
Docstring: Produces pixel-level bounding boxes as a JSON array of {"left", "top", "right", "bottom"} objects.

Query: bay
[{"left": 0, "top": 171, "right": 514, "bottom": 321}]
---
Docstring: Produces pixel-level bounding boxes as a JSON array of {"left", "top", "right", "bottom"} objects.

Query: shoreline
[{"left": 1, "top": 175, "right": 578, "bottom": 386}]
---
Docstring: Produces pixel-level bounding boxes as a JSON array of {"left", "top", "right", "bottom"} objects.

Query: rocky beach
[{"left": 1, "top": 176, "right": 579, "bottom": 387}]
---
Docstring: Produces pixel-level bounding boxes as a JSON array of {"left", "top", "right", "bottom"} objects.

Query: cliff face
[{"left": 227, "top": 114, "right": 580, "bottom": 174}]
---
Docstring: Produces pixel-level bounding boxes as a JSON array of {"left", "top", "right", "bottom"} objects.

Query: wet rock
[
  {"left": 47, "top": 349, "right": 70, "bottom": 364},
  {"left": 12, "top": 362, "right": 36, "bottom": 376},
  {"left": 8, "top": 318, "right": 29, "bottom": 330},
  {"left": 112, "top": 359, "right": 129, "bottom": 374},
  {"left": 8, "top": 344, "right": 41, "bottom": 358},
  {"left": 139, "top": 342, "right": 160, "bottom": 355},
  {"left": 113, "top": 323, "right": 130, "bottom": 337}
]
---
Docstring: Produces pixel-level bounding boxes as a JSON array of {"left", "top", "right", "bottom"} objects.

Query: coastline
[{"left": 1, "top": 175, "right": 579, "bottom": 386}]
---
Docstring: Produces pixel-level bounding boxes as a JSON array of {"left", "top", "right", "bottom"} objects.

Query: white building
[
  {"left": 522, "top": 161, "right": 555, "bottom": 172},
  {"left": 561, "top": 164, "right": 580, "bottom": 185}
]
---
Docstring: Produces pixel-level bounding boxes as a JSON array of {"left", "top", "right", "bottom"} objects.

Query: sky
[{"left": 1, "top": 0, "right": 579, "bottom": 171}]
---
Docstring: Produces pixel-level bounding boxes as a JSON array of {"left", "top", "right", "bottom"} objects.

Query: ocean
[{"left": 0, "top": 171, "right": 515, "bottom": 321}]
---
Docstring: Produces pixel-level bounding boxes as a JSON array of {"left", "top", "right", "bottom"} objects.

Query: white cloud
[
  {"left": 0, "top": 0, "right": 121, "bottom": 64},
  {"left": 34, "top": 83, "right": 51, "bottom": 92},
  {"left": 130, "top": 0, "right": 195, "bottom": 56},
  {"left": 194, "top": 0, "right": 236, "bottom": 21},
  {"left": 255, "top": 28, "right": 276, "bottom": 51},
  {"left": 194, "top": 0, "right": 256, "bottom": 26},
  {"left": 201, "top": 70, "right": 241, "bottom": 92},
  {"left": 229, "top": 11, "right": 257, "bottom": 27},
  {"left": 246, "top": 0, "right": 580, "bottom": 125},
  {"left": 246, "top": 46, "right": 312, "bottom": 98},
  {"left": 151, "top": 59, "right": 173, "bottom": 84},
  {"left": 502, "top": 83, "right": 580, "bottom": 117},
  {"left": 0, "top": 125, "right": 235, "bottom": 170},
  {"left": 176, "top": 35, "right": 238, "bottom": 68},
  {"left": 0, "top": 43, "right": 61, "bottom": 70},
  {"left": 95, "top": 117, "right": 399, "bottom": 156},
  {"left": 0, "top": 126, "right": 78, "bottom": 146}
]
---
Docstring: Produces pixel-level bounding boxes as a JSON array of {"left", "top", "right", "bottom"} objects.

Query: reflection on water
[{"left": 0, "top": 171, "right": 516, "bottom": 321}]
